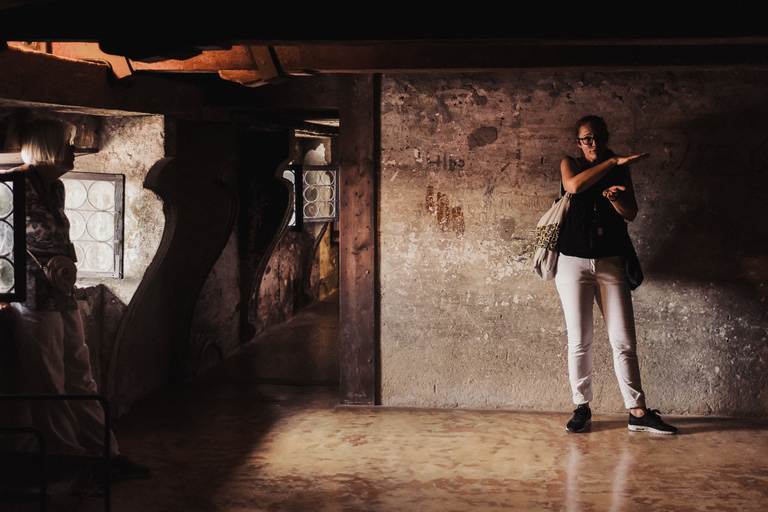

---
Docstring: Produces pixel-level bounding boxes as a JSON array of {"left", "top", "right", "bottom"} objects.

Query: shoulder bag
[{"left": 533, "top": 186, "right": 571, "bottom": 281}]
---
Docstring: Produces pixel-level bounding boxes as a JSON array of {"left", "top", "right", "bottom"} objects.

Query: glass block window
[
  {"left": 0, "top": 171, "right": 26, "bottom": 302},
  {"left": 302, "top": 165, "right": 339, "bottom": 223},
  {"left": 61, "top": 172, "right": 124, "bottom": 279}
]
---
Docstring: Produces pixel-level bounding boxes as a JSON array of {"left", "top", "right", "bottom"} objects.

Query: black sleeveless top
[{"left": 559, "top": 152, "right": 631, "bottom": 259}]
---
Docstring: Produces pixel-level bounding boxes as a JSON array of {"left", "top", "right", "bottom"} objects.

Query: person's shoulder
[
  {"left": 0, "top": 164, "right": 29, "bottom": 175},
  {"left": 561, "top": 155, "right": 581, "bottom": 170}
]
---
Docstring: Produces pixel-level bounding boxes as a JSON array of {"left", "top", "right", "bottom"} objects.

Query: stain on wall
[
  {"left": 380, "top": 71, "right": 768, "bottom": 417},
  {"left": 468, "top": 126, "right": 498, "bottom": 150},
  {"left": 426, "top": 186, "right": 465, "bottom": 236}
]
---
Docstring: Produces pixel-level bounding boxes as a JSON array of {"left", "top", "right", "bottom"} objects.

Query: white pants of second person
[
  {"left": 11, "top": 303, "right": 119, "bottom": 458},
  {"left": 555, "top": 254, "right": 646, "bottom": 409}
]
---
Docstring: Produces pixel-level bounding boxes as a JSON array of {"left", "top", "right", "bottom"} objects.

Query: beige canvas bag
[{"left": 532, "top": 189, "right": 571, "bottom": 281}]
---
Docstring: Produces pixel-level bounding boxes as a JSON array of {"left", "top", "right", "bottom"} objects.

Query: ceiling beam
[
  {"left": 271, "top": 40, "right": 768, "bottom": 73},
  {"left": 22, "top": 39, "right": 768, "bottom": 87},
  {"left": 66, "top": 40, "right": 768, "bottom": 78}
]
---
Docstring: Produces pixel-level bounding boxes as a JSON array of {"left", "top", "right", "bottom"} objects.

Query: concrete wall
[{"left": 379, "top": 71, "right": 768, "bottom": 417}]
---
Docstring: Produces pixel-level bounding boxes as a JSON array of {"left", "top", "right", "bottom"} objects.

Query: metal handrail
[{"left": 0, "top": 394, "right": 111, "bottom": 512}]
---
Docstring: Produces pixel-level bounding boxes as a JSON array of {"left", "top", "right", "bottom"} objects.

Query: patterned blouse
[{"left": 22, "top": 166, "right": 77, "bottom": 311}]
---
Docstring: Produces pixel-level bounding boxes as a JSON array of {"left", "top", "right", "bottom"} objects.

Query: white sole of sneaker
[
  {"left": 566, "top": 419, "right": 591, "bottom": 433},
  {"left": 628, "top": 425, "right": 676, "bottom": 435}
]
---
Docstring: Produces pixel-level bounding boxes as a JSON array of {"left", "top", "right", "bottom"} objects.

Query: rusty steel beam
[
  {"left": 129, "top": 45, "right": 282, "bottom": 87},
  {"left": 217, "top": 69, "right": 264, "bottom": 87},
  {"left": 7, "top": 41, "right": 133, "bottom": 78},
  {"left": 129, "top": 46, "right": 256, "bottom": 72}
]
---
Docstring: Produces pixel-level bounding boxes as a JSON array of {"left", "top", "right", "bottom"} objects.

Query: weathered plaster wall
[
  {"left": 256, "top": 223, "right": 330, "bottom": 336},
  {"left": 72, "top": 115, "right": 166, "bottom": 390},
  {"left": 380, "top": 71, "right": 768, "bottom": 417}
]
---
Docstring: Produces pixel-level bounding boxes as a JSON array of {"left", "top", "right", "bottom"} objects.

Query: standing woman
[
  {"left": 11, "top": 119, "right": 148, "bottom": 478},
  {"left": 556, "top": 115, "right": 676, "bottom": 434}
]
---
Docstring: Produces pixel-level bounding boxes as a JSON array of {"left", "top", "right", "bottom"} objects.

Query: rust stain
[
  {"left": 452, "top": 206, "right": 465, "bottom": 236},
  {"left": 426, "top": 187, "right": 465, "bottom": 237},
  {"left": 437, "top": 193, "right": 450, "bottom": 231},
  {"left": 426, "top": 185, "right": 436, "bottom": 214}
]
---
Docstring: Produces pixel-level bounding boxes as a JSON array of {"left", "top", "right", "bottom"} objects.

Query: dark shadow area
[
  {"left": 635, "top": 105, "right": 768, "bottom": 417},
  {"left": 232, "top": 291, "right": 340, "bottom": 386},
  {"left": 235, "top": 129, "right": 291, "bottom": 344},
  {"left": 91, "top": 380, "right": 336, "bottom": 512},
  {"left": 645, "top": 111, "right": 768, "bottom": 303},
  {"left": 663, "top": 416, "right": 768, "bottom": 435},
  {"left": 0, "top": 452, "right": 107, "bottom": 510}
]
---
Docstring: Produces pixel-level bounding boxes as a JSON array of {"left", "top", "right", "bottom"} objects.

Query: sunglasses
[{"left": 577, "top": 136, "right": 605, "bottom": 146}]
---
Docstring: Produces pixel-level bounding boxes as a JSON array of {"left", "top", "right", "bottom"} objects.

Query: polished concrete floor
[{"left": 6, "top": 297, "right": 768, "bottom": 511}]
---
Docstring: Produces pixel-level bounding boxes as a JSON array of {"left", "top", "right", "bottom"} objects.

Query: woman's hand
[
  {"left": 603, "top": 185, "right": 625, "bottom": 201},
  {"left": 615, "top": 153, "right": 650, "bottom": 166}
]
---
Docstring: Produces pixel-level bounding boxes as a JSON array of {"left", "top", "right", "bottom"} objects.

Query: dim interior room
[{"left": 1, "top": 3, "right": 768, "bottom": 511}]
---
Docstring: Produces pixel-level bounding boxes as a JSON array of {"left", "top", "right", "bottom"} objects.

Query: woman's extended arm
[
  {"left": 560, "top": 153, "right": 649, "bottom": 194},
  {"left": 602, "top": 171, "right": 638, "bottom": 221}
]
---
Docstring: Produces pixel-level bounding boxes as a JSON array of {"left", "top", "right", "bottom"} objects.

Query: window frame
[
  {"left": 61, "top": 171, "right": 125, "bottom": 279},
  {"left": 300, "top": 164, "right": 340, "bottom": 224},
  {"left": 0, "top": 170, "right": 26, "bottom": 302}
]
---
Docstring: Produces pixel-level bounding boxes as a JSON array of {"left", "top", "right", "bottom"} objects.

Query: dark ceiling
[{"left": 2, "top": 1, "right": 768, "bottom": 62}]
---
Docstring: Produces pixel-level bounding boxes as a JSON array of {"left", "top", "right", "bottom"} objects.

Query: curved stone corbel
[
  {"left": 247, "top": 158, "right": 294, "bottom": 329},
  {"left": 107, "top": 122, "right": 238, "bottom": 416}
]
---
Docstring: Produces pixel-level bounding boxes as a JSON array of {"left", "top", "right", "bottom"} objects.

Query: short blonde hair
[{"left": 20, "top": 119, "right": 74, "bottom": 166}]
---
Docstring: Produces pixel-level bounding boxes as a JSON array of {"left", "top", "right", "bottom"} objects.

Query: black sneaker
[
  {"left": 566, "top": 404, "right": 592, "bottom": 433},
  {"left": 628, "top": 409, "right": 678, "bottom": 435}
]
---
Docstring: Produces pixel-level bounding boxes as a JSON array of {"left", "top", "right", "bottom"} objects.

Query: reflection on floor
[{"left": 6, "top": 296, "right": 768, "bottom": 511}]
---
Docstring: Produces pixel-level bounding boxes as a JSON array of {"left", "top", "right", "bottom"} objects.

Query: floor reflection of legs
[
  {"left": 565, "top": 442, "right": 585, "bottom": 512},
  {"left": 610, "top": 445, "right": 633, "bottom": 512}
]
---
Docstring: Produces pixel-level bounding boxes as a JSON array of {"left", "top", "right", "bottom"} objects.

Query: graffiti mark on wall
[
  {"left": 426, "top": 186, "right": 465, "bottom": 237},
  {"left": 426, "top": 152, "right": 465, "bottom": 172}
]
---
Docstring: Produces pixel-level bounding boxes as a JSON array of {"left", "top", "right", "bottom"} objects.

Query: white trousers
[
  {"left": 11, "top": 303, "right": 119, "bottom": 457},
  {"left": 555, "top": 255, "right": 646, "bottom": 409}
]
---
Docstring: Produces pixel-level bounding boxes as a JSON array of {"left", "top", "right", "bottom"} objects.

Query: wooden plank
[
  {"left": 275, "top": 41, "right": 768, "bottom": 73},
  {"left": 338, "top": 74, "right": 377, "bottom": 405}
]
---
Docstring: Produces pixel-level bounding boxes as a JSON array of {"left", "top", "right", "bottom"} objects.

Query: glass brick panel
[
  {"left": 61, "top": 172, "right": 124, "bottom": 279},
  {"left": 0, "top": 172, "right": 26, "bottom": 302},
  {"left": 302, "top": 166, "right": 338, "bottom": 223}
]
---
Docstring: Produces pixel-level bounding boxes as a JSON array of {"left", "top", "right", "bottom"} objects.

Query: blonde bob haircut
[{"left": 20, "top": 119, "right": 74, "bottom": 166}]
